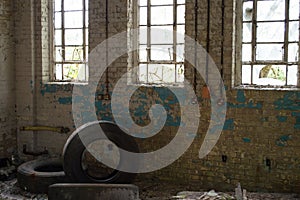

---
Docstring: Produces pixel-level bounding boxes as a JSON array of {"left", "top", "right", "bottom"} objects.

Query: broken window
[
  {"left": 53, "top": 0, "right": 89, "bottom": 82},
  {"left": 238, "top": 0, "right": 300, "bottom": 87},
  {"left": 129, "top": 0, "right": 186, "bottom": 85}
]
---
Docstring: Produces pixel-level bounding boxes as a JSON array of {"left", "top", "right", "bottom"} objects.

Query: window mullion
[
  {"left": 61, "top": 0, "right": 65, "bottom": 80},
  {"left": 251, "top": 0, "right": 257, "bottom": 85},
  {"left": 284, "top": 0, "right": 289, "bottom": 85},
  {"left": 83, "top": 0, "right": 87, "bottom": 80},
  {"left": 147, "top": 0, "right": 151, "bottom": 83}
]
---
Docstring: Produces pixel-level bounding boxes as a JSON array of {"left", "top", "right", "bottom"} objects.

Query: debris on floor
[{"left": 173, "top": 190, "right": 235, "bottom": 199}]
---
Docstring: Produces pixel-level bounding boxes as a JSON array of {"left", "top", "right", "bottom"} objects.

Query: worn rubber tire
[
  {"left": 17, "top": 158, "right": 68, "bottom": 194},
  {"left": 62, "top": 121, "right": 139, "bottom": 184}
]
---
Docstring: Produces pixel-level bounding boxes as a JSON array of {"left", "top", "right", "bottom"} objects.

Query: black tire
[
  {"left": 62, "top": 121, "right": 139, "bottom": 184},
  {"left": 17, "top": 158, "right": 68, "bottom": 194}
]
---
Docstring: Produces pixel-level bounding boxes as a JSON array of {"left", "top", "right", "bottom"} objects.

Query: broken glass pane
[
  {"left": 63, "top": 64, "right": 80, "bottom": 80},
  {"left": 162, "top": 64, "right": 176, "bottom": 83},
  {"left": 242, "top": 65, "right": 251, "bottom": 84},
  {"left": 257, "top": 22, "right": 284, "bottom": 42},
  {"left": 65, "top": 29, "right": 83, "bottom": 45},
  {"left": 257, "top": 0, "right": 285, "bottom": 21},
  {"left": 65, "top": 47, "right": 83, "bottom": 61},
  {"left": 64, "top": 0, "right": 83, "bottom": 11},
  {"left": 288, "top": 43, "right": 299, "bottom": 62},
  {"left": 55, "top": 47, "right": 63, "bottom": 62},
  {"left": 287, "top": 65, "right": 298, "bottom": 85},
  {"left": 138, "top": 64, "right": 148, "bottom": 82},
  {"left": 151, "top": 45, "right": 173, "bottom": 61},
  {"left": 242, "top": 23, "right": 252, "bottom": 42},
  {"left": 64, "top": 11, "right": 83, "bottom": 28},
  {"left": 243, "top": 1, "right": 253, "bottom": 21},
  {"left": 148, "top": 64, "right": 163, "bottom": 83},
  {"left": 242, "top": 44, "right": 251, "bottom": 62},
  {"left": 253, "top": 65, "right": 286, "bottom": 85},
  {"left": 256, "top": 44, "right": 283, "bottom": 60},
  {"left": 139, "top": 45, "right": 148, "bottom": 62},
  {"left": 177, "top": 64, "right": 184, "bottom": 82},
  {"left": 151, "top": 26, "right": 173, "bottom": 44},
  {"left": 289, "top": 21, "right": 299, "bottom": 42},
  {"left": 151, "top": 6, "right": 173, "bottom": 25},
  {"left": 289, "top": 0, "right": 299, "bottom": 20}
]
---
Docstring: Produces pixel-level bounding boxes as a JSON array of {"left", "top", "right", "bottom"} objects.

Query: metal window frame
[
  {"left": 237, "top": 0, "right": 300, "bottom": 87},
  {"left": 52, "top": 0, "right": 88, "bottom": 82},
  {"left": 136, "top": 0, "right": 185, "bottom": 85}
]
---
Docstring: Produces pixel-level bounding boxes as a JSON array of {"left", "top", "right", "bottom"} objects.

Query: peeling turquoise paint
[
  {"left": 58, "top": 97, "right": 72, "bottom": 105},
  {"left": 243, "top": 137, "right": 251, "bottom": 143},
  {"left": 276, "top": 116, "right": 287, "bottom": 122},
  {"left": 223, "top": 119, "right": 234, "bottom": 130},
  {"left": 40, "top": 84, "right": 73, "bottom": 96},
  {"left": 237, "top": 90, "right": 246, "bottom": 103},
  {"left": 228, "top": 101, "right": 263, "bottom": 109},
  {"left": 274, "top": 92, "right": 300, "bottom": 111},
  {"left": 276, "top": 135, "right": 292, "bottom": 147},
  {"left": 295, "top": 117, "right": 300, "bottom": 129}
]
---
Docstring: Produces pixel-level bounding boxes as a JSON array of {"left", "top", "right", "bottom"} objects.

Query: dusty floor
[{"left": 0, "top": 179, "right": 299, "bottom": 200}]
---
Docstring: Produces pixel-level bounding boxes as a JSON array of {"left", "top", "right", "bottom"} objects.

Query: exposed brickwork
[
  {"left": 10, "top": 0, "right": 300, "bottom": 193},
  {"left": 0, "top": 0, "right": 17, "bottom": 158}
]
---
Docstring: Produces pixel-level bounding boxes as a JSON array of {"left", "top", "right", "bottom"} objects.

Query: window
[
  {"left": 53, "top": 0, "right": 88, "bottom": 82},
  {"left": 236, "top": 0, "right": 300, "bottom": 87},
  {"left": 129, "top": 0, "right": 186, "bottom": 85}
]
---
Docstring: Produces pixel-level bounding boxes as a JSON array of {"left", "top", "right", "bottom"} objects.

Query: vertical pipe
[
  {"left": 284, "top": 0, "right": 290, "bottom": 86},
  {"left": 193, "top": 0, "right": 198, "bottom": 91},
  {"left": 105, "top": 0, "right": 109, "bottom": 98},
  {"left": 206, "top": 0, "right": 210, "bottom": 83}
]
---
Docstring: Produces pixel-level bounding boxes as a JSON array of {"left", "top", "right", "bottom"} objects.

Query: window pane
[
  {"left": 151, "top": 45, "right": 173, "bottom": 61},
  {"left": 242, "top": 65, "right": 251, "bottom": 84},
  {"left": 65, "top": 11, "right": 83, "bottom": 28},
  {"left": 139, "top": 27, "right": 147, "bottom": 44},
  {"left": 290, "top": 0, "right": 299, "bottom": 20},
  {"left": 75, "top": 64, "right": 86, "bottom": 81},
  {"left": 177, "top": 0, "right": 185, "bottom": 4},
  {"left": 55, "top": 0, "right": 61, "bottom": 12},
  {"left": 243, "top": 1, "right": 253, "bottom": 21},
  {"left": 139, "top": 7, "right": 147, "bottom": 25},
  {"left": 256, "top": 44, "right": 283, "bottom": 60},
  {"left": 253, "top": 65, "right": 286, "bottom": 85},
  {"left": 65, "top": 29, "right": 83, "bottom": 45},
  {"left": 151, "top": 6, "right": 173, "bottom": 25},
  {"left": 177, "top": 5, "right": 185, "bottom": 24},
  {"left": 63, "top": 64, "right": 82, "bottom": 80},
  {"left": 55, "top": 30, "right": 62, "bottom": 45},
  {"left": 85, "top": 0, "right": 88, "bottom": 10},
  {"left": 162, "top": 64, "right": 176, "bottom": 83},
  {"left": 151, "top": 26, "right": 173, "bottom": 44},
  {"left": 177, "top": 64, "right": 184, "bottom": 82},
  {"left": 176, "top": 44, "right": 184, "bottom": 62},
  {"left": 64, "top": 0, "right": 83, "bottom": 11},
  {"left": 139, "top": 0, "right": 147, "bottom": 6},
  {"left": 257, "top": 0, "right": 285, "bottom": 21},
  {"left": 177, "top": 25, "right": 185, "bottom": 43},
  {"left": 288, "top": 43, "right": 299, "bottom": 62},
  {"left": 55, "top": 47, "right": 63, "bottom": 62},
  {"left": 138, "top": 64, "right": 148, "bottom": 82},
  {"left": 287, "top": 65, "right": 298, "bottom": 85},
  {"left": 55, "top": 64, "right": 63, "bottom": 80},
  {"left": 55, "top": 12, "right": 62, "bottom": 28},
  {"left": 242, "top": 44, "right": 251, "bottom": 62},
  {"left": 151, "top": 0, "right": 173, "bottom": 5},
  {"left": 139, "top": 45, "right": 148, "bottom": 62},
  {"left": 242, "top": 23, "right": 252, "bottom": 42},
  {"left": 257, "top": 22, "right": 284, "bottom": 42},
  {"left": 85, "top": 11, "right": 89, "bottom": 26},
  {"left": 85, "top": 28, "right": 88, "bottom": 44},
  {"left": 65, "top": 47, "right": 84, "bottom": 61},
  {"left": 148, "top": 64, "right": 163, "bottom": 83},
  {"left": 289, "top": 22, "right": 299, "bottom": 42}
]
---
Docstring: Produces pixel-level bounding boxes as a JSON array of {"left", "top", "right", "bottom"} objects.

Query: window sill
[
  {"left": 233, "top": 85, "right": 300, "bottom": 91},
  {"left": 46, "top": 81, "right": 88, "bottom": 86}
]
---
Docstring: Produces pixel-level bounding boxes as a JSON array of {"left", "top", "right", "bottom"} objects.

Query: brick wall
[
  {"left": 13, "top": 0, "right": 300, "bottom": 193},
  {"left": 0, "top": 0, "right": 17, "bottom": 158}
]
